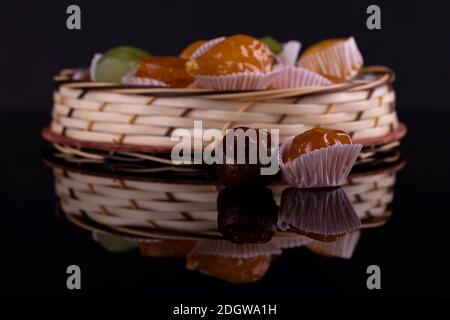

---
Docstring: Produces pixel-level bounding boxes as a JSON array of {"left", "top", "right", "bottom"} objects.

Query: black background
[
  {"left": 1, "top": 0, "right": 450, "bottom": 111},
  {"left": 1, "top": 0, "right": 450, "bottom": 307}
]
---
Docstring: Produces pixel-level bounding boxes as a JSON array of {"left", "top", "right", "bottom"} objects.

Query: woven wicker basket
[
  {"left": 43, "top": 66, "right": 406, "bottom": 156},
  {"left": 51, "top": 158, "right": 404, "bottom": 241}
]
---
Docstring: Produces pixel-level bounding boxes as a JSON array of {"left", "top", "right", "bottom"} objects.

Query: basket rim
[
  {"left": 41, "top": 122, "right": 407, "bottom": 154},
  {"left": 56, "top": 65, "right": 394, "bottom": 101}
]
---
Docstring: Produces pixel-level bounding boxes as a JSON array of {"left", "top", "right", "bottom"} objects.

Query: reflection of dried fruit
[
  {"left": 217, "top": 188, "right": 279, "bottom": 244},
  {"left": 186, "top": 34, "right": 274, "bottom": 76},
  {"left": 95, "top": 233, "right": 135, "bottom": 253},
  {"left": 306, "top": 231, "right": 361, "bottom": 259},
  {"left": 187, "top": 254, "right": 273, "bottom": 284},
  {"left": 180, "top": 40, "right": 207, "bottom": 59},
  {"left": 283, "top": 128, "right": 351, "bottom": 164},
  {"left": 138, "top": 239, "right": 197, "bottom": 258},
  {"left": 135, "top": 56, "right": 194, "bottom": 88}
]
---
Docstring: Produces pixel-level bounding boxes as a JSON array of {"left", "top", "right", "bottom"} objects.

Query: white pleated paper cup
[
  {"left": 89, "top": 53, "right": 103, "bottom": 81},
  {"left": 277, "top": 187, "right": 361, "bottom": 238},
  {"left": 121, "top": 75, "right": 169, "bottom": 87},
  {"left": 190, "top": 37, "right": 226, "bottom": 59},
  {"left": 269, "top": 66, "right": 332, "bottom": 89},
  {"left": 188, "top": 36, "right": 283, "bottom": 91},
  {"left": 194, "top": 66, "right": 283, "bottom": 91},
  {"left": 187, "top": 80, "right": 204, "bottom": 89},
  {"left": 71, "top": 69, "right": 90, "bottom": 81},
  {"left": 188, "top": 239, "right": 282, "bottom": 258},
  {"left": 279, "top": 136, "right": 362, "bottom": 188},
  {"left": 298, "top": 37, "right": 363, "bottom": 80},
  {"left": 121, "top": 69, "right": 169, "bottom": 87},
  {"left": 278, "top": 40, "right": 301, "bottom": 66}
]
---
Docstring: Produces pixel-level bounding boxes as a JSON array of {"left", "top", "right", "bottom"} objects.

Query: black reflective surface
[{"left": 1, "top": 111, "right": 450, "bottom": 304}]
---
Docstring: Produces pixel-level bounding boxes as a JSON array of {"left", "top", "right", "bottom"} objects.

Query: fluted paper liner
[
  {"left": 278, "top": 40, "right": 301, "bottom": 66},
  {"left": 278, "top": 187, "right": 361, "bottom": 240},
  {"left": 89, "top": 53, "right": 103, "bottom": 81},
  {"left": 279, "top": 136, "right": 362, "bottom": 188},
  {"left": 190, "top": 37, "right": 226, "bottom": 59},
  {"left": 121, "top": 67, "right": 169, "bottom": 87},
  {"left": 122, "top": 74, "right": 169, "bottom": 87},
  {"left": 186, "top": 80, "right": 204, "bottom": 89},
  {"left": 189, "top": 239, "right": 282, "bottom": 258},
  {"left": 306, "top": 231, "right": 361, "bottom": 259},
  {"left": 194, "top": 66, "right": 283, "bottom": 91},
  {"left": 269, "top": 66, "right": 332, "bottom": 89},
  {"left": 298, "top": 37, "right": 363, "bottom": 80}
]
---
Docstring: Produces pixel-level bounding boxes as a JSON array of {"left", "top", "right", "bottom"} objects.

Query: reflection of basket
[
  {"left": 43, "top": 66, "right": 406, "bottom": 155},
  {"left": 54, "top": 161, "right": 402, "bottom": 240}
]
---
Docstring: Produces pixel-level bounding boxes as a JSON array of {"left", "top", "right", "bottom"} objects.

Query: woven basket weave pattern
[{"left": 49, "top": 66, "right": 398, "bottom": 151}]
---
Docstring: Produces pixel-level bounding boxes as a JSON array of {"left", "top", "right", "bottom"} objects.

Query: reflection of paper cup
[
  {"left": 269, "top": 66, "right": 332, "bottom": 89},
  {"left": 272, "top": 236, "right": 312, "bottom": 249},
  {"left": 278, "top": 40, "right": 301, "bottom": 66},
  {"left": 189, "top": 239, "right": 281, "bottom": 258},
  {"left": 298, "top": 37, "right": 363, "bottom": 80},
  {"left": 278, "top": 187, "right": 361, "bottom": 241},
  {"left": 123, "top": 237, "right": 162, "bottom": 244},
  {"left": 279, "top": 136, "right": 362, "bottom": 188},
  {"left": 193, "top": 66, "right": 283, "bottom": 91},
  {"left": 306, "top": 231, "right": 360, "bottom": 259}
]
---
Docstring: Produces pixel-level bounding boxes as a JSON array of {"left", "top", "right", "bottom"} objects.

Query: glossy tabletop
[{"left": 1, "top": 110, "right": 450, "bottom": 305}]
